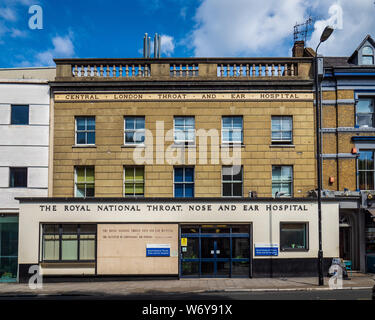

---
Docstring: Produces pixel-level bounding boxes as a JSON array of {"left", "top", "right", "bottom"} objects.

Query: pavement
[{"left": 0, "top": 272, "right": 374, "bottom": 297}]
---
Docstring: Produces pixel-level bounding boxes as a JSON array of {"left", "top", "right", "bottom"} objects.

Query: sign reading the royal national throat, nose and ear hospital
[{"left": 54, "top": 92, "right": 313, "bottom": 102}]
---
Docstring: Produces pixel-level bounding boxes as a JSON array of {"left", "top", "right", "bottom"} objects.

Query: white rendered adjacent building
[{"left": 0, "top": 67, "right": 55, "bottom": 282}]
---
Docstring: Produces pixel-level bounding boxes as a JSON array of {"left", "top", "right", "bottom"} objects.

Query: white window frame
[
  {"left": 272, "top": 165, "right": 293, "bottom": 197},
  {"left": 271, "top": 116, "right": 293, "bottom": 144},
  {"left": 221, "top": 116, "right": 243, "bottom": 144},
  {"left": 173, "top": 167, "right": 195, "bottom": 198},
  {"left": 173, "top": 116, "right": 195, "bottom": 144},
  {"left": 124, "top": 117, "right": 146, "bottom": 145},
  {"left": 362, "top": 46, "right": 374, "bottom": 65},
  {"left": 74, "top": 166, "right": 95, "bottom": 198},
  {"left": 222, "top": 166, "right": 243, "bottom": 198},
  {"left": 123, "top": 166, "right": 145, "bottom": 197},
  {"left": 356, "top": 98, "right": 375, "bottom": 128},
  {"left": 75, "top": 116, "right": 95, "bottom": 145}
]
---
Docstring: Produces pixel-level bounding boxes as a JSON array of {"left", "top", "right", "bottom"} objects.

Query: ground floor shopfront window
[
  {"left": 180, "top": 225, "right": 250, "bottom": 278},
  {"left": 0, "top": 215, "right": 18, "bottom": 282}
]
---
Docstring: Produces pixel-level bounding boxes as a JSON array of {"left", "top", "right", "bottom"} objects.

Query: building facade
[
  {"left": 320, "top": 35, "right": 375, "bottom": 273},
  {"left": 0, "top": 67, "right": 55, "bottom": 282},
  {"left": 15, "top": 57, "right": 343, "bottom": 281}
]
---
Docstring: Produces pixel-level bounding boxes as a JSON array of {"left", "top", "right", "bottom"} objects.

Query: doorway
[{"left": 180, "top": 224, "right": 251, "bottom": 278}]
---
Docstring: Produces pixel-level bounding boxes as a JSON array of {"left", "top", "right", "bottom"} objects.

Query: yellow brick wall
[{"left": 53, "top": 99, "right": 316, "bottom": 198}]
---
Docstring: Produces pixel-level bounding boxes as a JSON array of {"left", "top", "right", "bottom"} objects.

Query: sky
[{"left": 0, "top": 0, "right": 374, "bottom": 68}]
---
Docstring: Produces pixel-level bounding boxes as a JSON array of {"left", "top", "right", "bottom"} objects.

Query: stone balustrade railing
[
  {"left": 218, "top": 62, "right": 297, "bottom": 77},
  {"left": 54, "top": 58, "right": 312, "bottom": 81}
]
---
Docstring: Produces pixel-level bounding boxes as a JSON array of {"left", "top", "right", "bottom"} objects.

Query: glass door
[
  {"left": 0, "top": 216, "right": 18, "bottom": 282},
  {"left": 201, "top": 237, "right": 230, "bottom": 277}
]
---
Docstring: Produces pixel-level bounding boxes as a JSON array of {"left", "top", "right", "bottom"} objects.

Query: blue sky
[{"left": 0, "top": 0, "right": 375, "bottom": 68}]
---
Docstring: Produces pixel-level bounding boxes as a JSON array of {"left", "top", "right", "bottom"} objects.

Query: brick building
[
  {"left": 319, "top": 35, "right": 375, "bottom": 273},
  {"left": 17, "top": 56, "right": 341, "bottom": 281}
]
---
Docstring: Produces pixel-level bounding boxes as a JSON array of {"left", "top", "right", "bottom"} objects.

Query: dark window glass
[
  {"left": 11, "top": 105, "right": 29, "bottom": 125},
  {"left": 222, "top": 166, "right": 242, "bottom": 197},
  {"left": 280, "top": 223, "right": 308, "bottom": 251},
  {"left": 174, "top": 167, "right": 194, "bottom": 198},
  {"left": 9, "top": 168, "right": 27, "bottom": 188},
  {"left": 75, "top": 117, "right": 95, "bottom": 145}
]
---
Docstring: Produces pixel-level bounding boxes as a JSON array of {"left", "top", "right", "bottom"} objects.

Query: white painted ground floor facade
[{"left": 16, "top": 198, "right": 340, "bottom": 282}]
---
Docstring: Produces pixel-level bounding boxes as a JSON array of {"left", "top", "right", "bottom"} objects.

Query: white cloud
[
  {"left": 191, "top": 0, "right": 308, "bottom": 57},
  {"left": 307, "top": 0, "right": 375, "bottom": 56},
  {"left": 10, "top": 28, "right": 27, "bottom": 38},
  {"left": 190, "top": 0, "right": 375, "bottom": 57},
  {"left": 160, "top": 34, "right": 175, "bottom": 56},
  {"left": 35, "top": 34, "right": 75, "bottom": 66}
]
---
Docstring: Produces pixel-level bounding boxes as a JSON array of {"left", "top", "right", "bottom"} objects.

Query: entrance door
[
  {"left": 201, "top": 237, "right": 230, "bottom": 277},
  {"left": 180, "top": 224, "right": 250, "bottom": 278},
  {"left": 340, "top": 227, "right": 352, "bottom": 261}
]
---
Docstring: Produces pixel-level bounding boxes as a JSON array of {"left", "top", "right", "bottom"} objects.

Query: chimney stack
[{"left": 292, "top": 40, "right": 305, "bottom": 57}]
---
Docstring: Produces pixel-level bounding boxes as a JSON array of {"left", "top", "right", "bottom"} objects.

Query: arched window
[{"left": 362, "top": 46, "right": 374, "bottom": 65}]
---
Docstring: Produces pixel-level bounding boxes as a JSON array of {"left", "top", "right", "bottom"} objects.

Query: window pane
[
  {"left": 281, "top": 224, "right": 307, "bottom": 250},
  {"left": 76, "top": 184, "right": 85, "bottom": 197},
  {"left": 357, "top": 99, "right": 374, "bottom": 113},
  {"left": 80, "top": 225, "right": 96, "bottom": 233},
  {"left": 185, "top": 117, "right": 195, "bottom": 127},
  {"left": 87, "top": 132, "right": 95, "bottom": 144},
  {"left": 282, "top": 118, "right": 292, "bottom": 130},
  {"left": 363, "top": 46, "right": 374, "bottom": 55},
  {"left": 232, "top": 129, "right": 242, "bottom": 142},
  {"left": 86, "top": 117, "right": 95, "bottom": 130},
  {"left": 61, "top": 238, "right": 78, "bottom": 260},
  {"left": 174, "top": 168, "right": 183, "bottom": 182},
  {"left": 358, "top": 151, "right": 374, "bottom": 170},
  {"left": 125, "top": 131, "right": 135, "bottom": 143},
  {"left": 77, "top": 132, "right": 86, "bottom": 144},
  {"left": 272, "top": 132, "right": 282, "bottom": 140},
  {"left": 135, "top": 118, "right": 145, "bottom": 129},
  {"left": 124, "top": 168, "right": 134, "bottom": 181},
  {"left": 184, "top": 184, "right": 194, "bottom": 197},
  {"left": 86, "top": 185, "right": 95, "bottom": 197},
  {"left": 9, "top": 168, "right": 27, "bottom": 188},
  {"left": 125, "top": 183, "right": 134, "bottom": 195},
  {"left": 222, "top": 130, "right": 230, "bottom": 142},
  {"left": 80, "top": 240, "right": 95, "bottom": 260},
  {"left": 272, "top": 166, "right": 281, "bottom": 181},
  {"left": 174, "top": 117, "right": 185, "bottom": 126},
  {"left": 43, "top": 224, "right": 59, "bottom": 234},
  {"left": 125, "top": 118, "right": 135, "bottom": 129},
  {"left": 362, "top": 56, "right": 374, "bottom": 65},
  {"left": 62, "top": 225, "right": 78, "bottom": 233},
  {"left": 11, "top": 106, "right": 29, "bottom": 125},
  {"left": 281, "top": 166, "right": 292, "bottom": 180},
  {"left": 135, "top": 167, "right": 144, "bottom": 180},
  {"left": 184, "top": 168, "right": 194, "bottom": 182},
  {"left": 232, "top": 182, "right": 242, "bottom": 196},
  {"left": 175, "top": 184, "right": 184, "bottom": 197},
  {"left": 134, "top": 130, "right": 145, "bottom": 143},
  {"left": 232, "top": 166, "right": 242, "bottom": 181},
  {"left": 43, "top": 236, "right": 59, "bottom": 260},
  {"left": 86, "top": 167, "right": 95, "bottom": 182},
  {"left": 134, "top": 183, "right": 144, "bottom": 195},
  {"left": 357, "top": 114, "right": 373, "bottom": 127},
  {"left": 76, "top": 167, "right": 85, "bottom": 182},
  {"left": 223, "top": 183, "right": 232, "bottom": 196},
  {"left": 76, "top": 118, "right": 86, "bottom": 130},
  {"left": 222, "top": 117, "right": 232, "bottom": 128},
  {"left": 232, "top": 117, "right": 242, "bottom": 128}
]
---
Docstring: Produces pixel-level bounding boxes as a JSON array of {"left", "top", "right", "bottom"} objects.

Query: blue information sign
[
  {"left": 146, "top": 248, "right": 170, "bottom": 257},
  {"left": 254, "top": 245, "right": 278, "bottom": 256}
]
